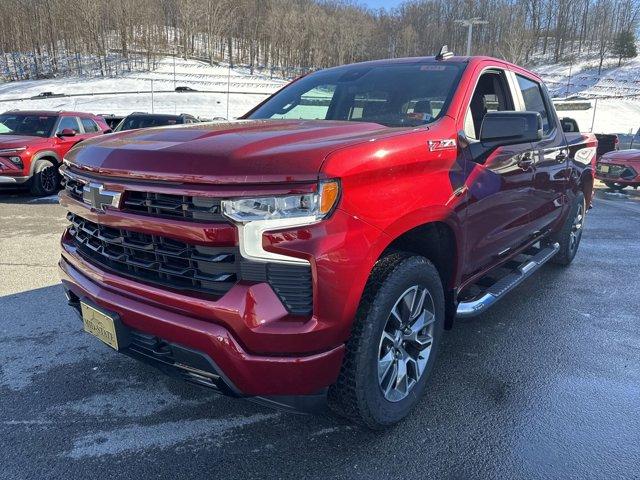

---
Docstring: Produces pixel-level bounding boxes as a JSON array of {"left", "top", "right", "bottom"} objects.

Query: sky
[{"left": 359, "top": 0, "right": 405, "bottom": 10}]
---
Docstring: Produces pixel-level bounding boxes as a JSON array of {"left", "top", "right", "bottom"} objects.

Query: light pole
[{"left": 455, "top": 18, "right": 488, "bottom": 56}]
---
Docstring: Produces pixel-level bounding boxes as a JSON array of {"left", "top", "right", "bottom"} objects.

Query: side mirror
[
  {"left": 57, "top": 128, "right": 77, "bottom": 138},
  {"left": 480, "top": 111, "right": 543, "bottom": 147}
]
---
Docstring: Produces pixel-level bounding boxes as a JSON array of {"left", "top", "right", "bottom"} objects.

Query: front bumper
[
  {"left": 60, "top": 254, "right": 344, "bottom": 397},
  {"left": 595, "top": 163, "right": 639, "bottom": 184},
  {"left": 0, "top": 175, "right": 29, "bottom": 185}
]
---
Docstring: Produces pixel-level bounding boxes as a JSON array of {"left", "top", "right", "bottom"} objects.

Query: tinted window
[
  {"left": 517, "top": 75, "right": 551, "bottom": 134},
  {"left": 465, "top": 71, "right": 514, "bottom": 139},
  {"left": 81, "top": 118, "right": 100, "bottom": 133},
  {"left": 0, "top": 114, "right": 57, "bottom": 137},
  {"left": 56, "top": 116, "right": 80, "bottom": 134},
  {"left": 249, "top": 63, "right": 464, "bottom": 127},
  {"left": 115, "top": 115, "right": 180, "bottom": 131}
]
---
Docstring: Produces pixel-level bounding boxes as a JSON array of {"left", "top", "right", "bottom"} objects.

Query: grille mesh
[
  {"left": 67, "top": 213, "right": 238, "bottom": 296},
  {"left": 123, "top": 191, "right": 226, "bottom": 223}
]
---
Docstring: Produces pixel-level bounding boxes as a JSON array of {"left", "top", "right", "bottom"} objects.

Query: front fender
[{"left": 29, "top": 150, "right": 62, "bottom": 176}]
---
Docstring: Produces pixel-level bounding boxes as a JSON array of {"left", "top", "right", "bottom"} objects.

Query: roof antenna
[{"left": 435, "top": 45, "right": 454, "bottom": 60}]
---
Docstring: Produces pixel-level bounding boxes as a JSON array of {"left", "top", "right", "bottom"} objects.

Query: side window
[
  {"left": 464, "top": 71, "right": 514, "bottom": 140},
  {"left": 516, "top": 75, "right": 551, "bottom": 134},
  {"left": 80, "top": 118, "right": 99, "bottom": 133},
  {"left": 56, "top": 116, "right": 80, "bottom": 134}
]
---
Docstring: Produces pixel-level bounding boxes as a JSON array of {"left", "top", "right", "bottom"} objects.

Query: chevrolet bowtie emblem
[{"left": 82, "top": 182, "right": 121, "bottom": 212}]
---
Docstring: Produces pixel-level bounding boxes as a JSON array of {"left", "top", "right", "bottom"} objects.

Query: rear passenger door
[
  {"left": 513, "top": 74, "right": 568, "bottom": 234},
  {"left": 460, "top": 68, "right": 538, "bottom": 278}
]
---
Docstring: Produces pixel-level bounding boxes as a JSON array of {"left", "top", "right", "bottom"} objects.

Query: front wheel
[
  {"left": 552, "top": 192, "right": 586, "bottom": 266},
  {"left": 29, "top": 159, "right": 60, "bottom": 196},
  {"left": 328, "top": 253, "right": 444, "bottom": 429}
]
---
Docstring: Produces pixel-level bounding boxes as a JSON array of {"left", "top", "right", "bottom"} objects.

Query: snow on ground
[{"left": 0, "top": 57, "right": 286, "bottom": 119}]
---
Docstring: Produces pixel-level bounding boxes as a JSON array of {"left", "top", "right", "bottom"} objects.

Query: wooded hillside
[{"left": 1, "top": 0, "right": 638, "bottom": 81}]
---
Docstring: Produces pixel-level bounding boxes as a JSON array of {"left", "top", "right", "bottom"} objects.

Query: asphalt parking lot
[{"left": 1, "top": 184, "right": 639, "bottom": 480}]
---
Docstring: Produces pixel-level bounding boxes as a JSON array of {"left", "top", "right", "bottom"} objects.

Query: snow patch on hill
[
  {"left": 0, "top": 57, "right": 286, "bottom": 119},
  {"left": 533, "top": 55, "right": 640, "bottom": 135}
]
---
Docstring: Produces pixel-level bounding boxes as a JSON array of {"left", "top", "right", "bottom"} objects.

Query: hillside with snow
[
  {"left": 0, "top": 55, "right": 638, "bottom": 135},
  {"left": 532, "top": 54, "right": 640, "bottom": 135},
  {"left": 0, "top": 57, "right": 286, "bottom": 120}
]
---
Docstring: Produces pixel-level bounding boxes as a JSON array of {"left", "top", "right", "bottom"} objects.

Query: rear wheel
[
  {"left": 604, "top": 181, "right": 626, "bottom": 191},
  {"left": 552, "top": 192, "right": 585, "bottom": 266},
  {"left": 29, "top": 159, "right": 60, "bottom": 196},
  {"left": 328, "top": 253, "right": 444, "bottom": 429}
]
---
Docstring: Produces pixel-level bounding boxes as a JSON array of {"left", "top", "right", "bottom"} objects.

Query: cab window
[
  {"left": 516, "top": 75, "right": 552, "bottom": 134},
  {"left": 464, "top": 70, "right": 514, "bottom": 140}
]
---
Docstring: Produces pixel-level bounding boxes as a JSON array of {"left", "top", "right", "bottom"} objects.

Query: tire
[
  {"left": 29, "top": 159, "right": 60, "bottom": 196},
  {"left": 604, "top": 181, "right": 626, "bottom": 191},
  {"left": 328, "top": 253, "right": 445, "bottom": 429},
  {"left": 551, "top": 191, "right": 586, "bottom": 266}
]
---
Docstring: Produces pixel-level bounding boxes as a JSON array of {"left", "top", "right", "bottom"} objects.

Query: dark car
[
  {"left": 59, "top": 53, "right": 596, "bottom": 428},
  {"left": 98, "top": 114, "right": 124, "bottom": 130},
  {"left": 114, "top": 113, "right": 199, "bottom": 132},
  {"left": 175, "top": 86, "right": 198, "bottom": 92},
  {"left": 30, "top": 91, "right": 63, "bottom": 99},
  {"left": 0, "top": 110, "right": 110, "bottom": 195}
]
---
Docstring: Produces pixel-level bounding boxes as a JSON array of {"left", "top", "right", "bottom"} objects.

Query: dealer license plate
[
  {"left": 598, "top": 164, "right": 610, "bottom": 173},
  {"left": 81, "top": 302, "right": 120, "bottom": 350}
]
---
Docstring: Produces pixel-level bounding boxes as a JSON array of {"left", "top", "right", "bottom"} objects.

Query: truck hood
[
  {"left": 600, "top": 149, "right": 640, "bottom": 164},
  {"left": 65, "top": 120, "right": 392, "bottom": 184}
]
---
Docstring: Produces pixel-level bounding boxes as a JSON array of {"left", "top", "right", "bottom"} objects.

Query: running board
[{"left": 456, "top": 243, "right": 560, "bottom": 319}]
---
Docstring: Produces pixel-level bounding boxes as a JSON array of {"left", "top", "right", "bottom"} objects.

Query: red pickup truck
[
  {"left": 0, "top": 110, "right": 110, "bottom": 195},
  {"left": 59, "top": 53, "right": 597, "bottom": 428}
]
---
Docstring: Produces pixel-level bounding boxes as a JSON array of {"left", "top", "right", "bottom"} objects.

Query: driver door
[{"left": 461, "top": 68, "right": 538, "bottom": 279}]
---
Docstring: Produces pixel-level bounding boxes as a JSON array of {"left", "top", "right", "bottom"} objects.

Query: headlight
[
  {"left": 222, "top": 180, "right": 340, "bottom": 265},
  {"left": 222, "top": 180, "right": 340, "bottom": 224}
]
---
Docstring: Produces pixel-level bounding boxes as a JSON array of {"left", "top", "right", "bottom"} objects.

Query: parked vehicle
[
  {"left": 0, "top": 110, "right": 110, "bottom": 195},
  {"left": 560, "top": 117, "right": 618, "bottom": 158},
  {"left": 30, "top": 91, "right": 64, "bottom": 100},
  {"left": 59, "top": 52, "right": 597, "bottom": 428},
  {"left": 98, "top": 114, "right": 124, "bottom": 130},
  {"left": 175, "top": 86, "right": 197, "bottom": 92},
  {"left": 114, "top": 112, "right": 199, "bottom": 131},
  {"left": 596, "top": 149, "right": 640, "bottom": 190}
]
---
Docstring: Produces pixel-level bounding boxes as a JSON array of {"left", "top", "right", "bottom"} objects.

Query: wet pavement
[{"left": 0, "top": 184, "right": 638, "bottom": 480}]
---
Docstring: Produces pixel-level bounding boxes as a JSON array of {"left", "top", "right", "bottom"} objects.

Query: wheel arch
[
  {"left": 578, "top": 169, "right": 594, "bottom": 206},
  {"left": 376, "top": 220, "right": 460, "bottom": 329},
  {"left": 29, "top": 150, "right": 61, "bottom": 176}
]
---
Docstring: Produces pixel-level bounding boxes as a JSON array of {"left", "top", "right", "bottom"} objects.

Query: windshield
[
  {"left": 248, "top": 62, "right": 464, "bottom": 128},
  {"left": 115, "top": 115, "right": 180, "bottom": 132},
  {"left": 0, "top": 114, "right": 57, "bottom": 137}
]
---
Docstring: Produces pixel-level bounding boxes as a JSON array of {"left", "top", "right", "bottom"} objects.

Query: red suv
[
  {"left": 59, "top": 55, "right": 596, "bottom": 428},
  {"left": 596, "top": 149, "right": 640, "bottom": 190},
  {"left": 0, "top": 111, "right": 110, "bottom": 196}
]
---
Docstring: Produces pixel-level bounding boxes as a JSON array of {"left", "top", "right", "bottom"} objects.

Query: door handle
[{"left": 517, "top": 152, "right": 534, "bottom": 169}]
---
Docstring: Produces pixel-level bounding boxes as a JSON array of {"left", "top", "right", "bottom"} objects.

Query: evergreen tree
[{"left": 612, "top": 30, "right": 638, "bottom": 66}]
